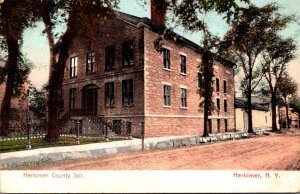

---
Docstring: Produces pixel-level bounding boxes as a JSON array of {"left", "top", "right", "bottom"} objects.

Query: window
[
  {"left": 122, "top": 40, "right": 134, "bottom": 67},
  {"left": 216, "top": 98, "right": 220, "bottom": 112},
  {"left": 105, "top": 82, "right": 114, "bottom": 107},
  {"left": 122, "top": 79, "right": 133, "bottom": 106},
  {"left": 217, "top": 119, "right": 221, "bottom": 133},
  {"left": 208, "top": 119, "right": 212, "bottom": 133},
  {"left": 265, "top": 116, "right": 267, "bottom": 123},
  {"left": 70, "top": 57, "right": 77, "bottom": 78},
  {"left": 224, "top": 80, "right": 227, "bottom": 94},
  {"left": 198, "top": 72, "right": 203, "bottom": 88},
  {"left": 86, "top": 52, "right": 95, "bottom": 74},
  {"left": 163, "top": 48, "right": 170, "bottom": 69},
  {"left": 163, "top": 85, "right": 171, "bottom": 106},
  {"left": 224, "top": 99, "right": 227, "bottom": 112},
  {"left": 181, "top": 88, "right": 187, "bottom": 108},
  {"left": 216, "top": 78, "right": 220, "bottom": 93},
  {"left": 224, "top": 119, "right": 228, "bottom": 132},
  {"left": 69, "top": 88, "right": 76, "bottom": 110},
  {"left": 180, "top": 55, "right": 186, "bottom": 74},
  {"left": 105, "top": 45, "right": 115, "bottom": 71}
]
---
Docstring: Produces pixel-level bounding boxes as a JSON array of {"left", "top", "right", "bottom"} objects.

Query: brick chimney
[{"left": 151, "top": 0, "right": 168, "bottom": 27}]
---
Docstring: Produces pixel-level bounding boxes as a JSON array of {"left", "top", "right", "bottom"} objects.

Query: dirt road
[{"left": 11, "top": 129, "right": 300, "bottom": 170}]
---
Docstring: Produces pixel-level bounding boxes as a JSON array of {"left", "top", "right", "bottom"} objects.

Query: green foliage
[
  {"left": 171, "top": 0, "right": 250, "bottom": 32},
  {"left": 29, "top": 85, "right": 46, "bottom": 117},
  {"left": 0, "top": 136, "right": 126, "bottom": 153},
  {"left": 290, "top": 96, "right": 300, "bottom": 114},
  {"left": 0, "top": 54, "right": 33, "bottom": 96},
  {"left": 224, "top": 3, "right": 294, "bottom": 96},
  {"left": 277, "top": 75, "right": 298, "bottom": 99}
]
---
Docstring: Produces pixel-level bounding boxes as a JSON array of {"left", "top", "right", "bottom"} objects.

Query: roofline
[{"left": 115, "top": 11, "right": 236, "bottom": 67}]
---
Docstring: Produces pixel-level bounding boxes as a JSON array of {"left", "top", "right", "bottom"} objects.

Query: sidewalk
[{"left": 0, "top": 130, "right": 268, "bottom": 168}]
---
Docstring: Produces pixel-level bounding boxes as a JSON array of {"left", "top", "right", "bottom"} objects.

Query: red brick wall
[
  {"left": 143, "top": 28, "right": 235, "bottom": 137},
  {"left": 60, "top": 15, "right": 235, "bottom": 138},
  {"left": 0, "top": 81, "right": 29, "bottom": 112},
  {"left": 61, "top": 16, "right": 145, "bottom": 118}
]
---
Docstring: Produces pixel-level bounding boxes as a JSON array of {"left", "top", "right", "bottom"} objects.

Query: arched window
[{"left": 82, "top": 84, "right": 98, "bottom": 116}]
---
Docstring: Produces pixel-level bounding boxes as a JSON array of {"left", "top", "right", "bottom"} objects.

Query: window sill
[
  {"left": 105, "top": 68, "right": 115, "bottom": 72},
  {"left": 163, "top": 68, "right": 171, "bottom": 72},
  {"left": 181, "top": 107, "right": 188, "bottom": 110},
  {"left": 122, "top": 65, "right": 134, "bottom": 68},
  {"left": 163, "top": 105, "right": 171, "bottom": 108},
  {"left": 105, "top": 106, "right": 115, "bottom": 108},
  {"left": 180, "top": 73, "right": 187, "bottom": 76},
  {"left": 86, "top": 72, "right": 96, "bottom": 75},
  {"left": 122, "top": 104, "right": 134, "bottom": 107},
  {"left": 69, "top": 76, "right": 77, "bottom": 79}
]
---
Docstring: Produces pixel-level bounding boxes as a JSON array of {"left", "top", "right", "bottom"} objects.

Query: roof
[
  {"left": 235, "top": 97, "right": 269, "bottom": 111},
  {"left": 116, "top": 12, "right": 236, "bottom": 67}
]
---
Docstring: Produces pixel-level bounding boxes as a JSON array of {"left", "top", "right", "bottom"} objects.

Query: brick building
[
  {"left": 60, "top": 9, "right": 235, "bottom": 137},
  {"left": 279, "top": 107, "right": 300, "bottom": 128},
  {"left": 0, "top": 62, "right": 29, "bottom": 121}
]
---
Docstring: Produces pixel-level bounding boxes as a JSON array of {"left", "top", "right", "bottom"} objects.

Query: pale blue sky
[{"left": 23, "top": 0, "right": 300, "bottom": 92}]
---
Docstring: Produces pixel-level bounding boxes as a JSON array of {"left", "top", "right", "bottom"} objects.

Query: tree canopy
[{"left": 223, "top": 3, "right": 293, "bottom": 132}]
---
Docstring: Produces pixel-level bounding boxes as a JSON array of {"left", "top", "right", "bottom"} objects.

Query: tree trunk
[
  {"left": 271, "top": 92, "right": 278, "bottom": 131},
  {"left": 285, "top": 97, "right": 290, "bottom": 129},
  {"left": 45, "top": 29, "right": 76, "bottom": 141},
  {"left": 202, "top": 50, "right": 212, "bottom": 137},
  {"left": 0, "top": 34, "right": 19, "bottom": 136},
  {"left": 247, "top": 85, "right": 254, "bottom": 133}
]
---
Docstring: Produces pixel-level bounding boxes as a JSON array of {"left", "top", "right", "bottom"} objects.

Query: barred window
[
  {"left": 224, "top": 99, "right": 227, "bottom": 112},
  {"left": 122, "top": 79, "right": 134, "bottom": 106},
  {"left": 163, "top": 48, "right": 170, "bottom": 69},
  {"left": 86, "top": 52, "right": 95, "bottom": 74},
  {"left": 224, "top": 119, "right": 228, "bottom": 132},
  {"left": 198, "top": 72, "right": 203, "bottom": 88},
  {"left": 122, "top": 40, "right": 134, "bottom": 67},
  {"left": 180, "top": 55, "right": 186, "bottom": 74},
  {"left": 216, "top": 78, "right": 220, "bottom": 93},
  {"left": 217, "top": 98, "right": 220, "bottom": 112},
  {"left": 105, "top": 45, "right": 115, "bottom": 71},
  {"left": 69, "top": 88, "right": 76, "bottom": 109},
  {"left": 217, "top": 119, "right": 221, "bottom": 133},
  {"left": 105, "top": 82, "right": 114, "bottom": 107},
  {"left": 181, "top": 88, "right": 187, "bottom": 108},
  {"left": 163, "top": 85, "right": 171, "bottom": 106},
  {"left": 70, "top": 57, "right": 77, "bottom": 78}
]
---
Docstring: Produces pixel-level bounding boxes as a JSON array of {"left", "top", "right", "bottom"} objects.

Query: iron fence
[{"left": 0, "top": 114, "right": 140, "bottom": 152}]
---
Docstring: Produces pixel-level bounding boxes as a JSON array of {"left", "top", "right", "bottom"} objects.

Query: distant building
[
  {"left": 235, "top": 96, "right": 278, "bottom": 131},
  {"left": 59, "top": 2, "right": 236, "bottom": 137},
  {"left": 279, "top": 107, "right": 300, "bottom": 128},
  {"left": 0, "top": 62, "right": 29, "bottom": 122}
]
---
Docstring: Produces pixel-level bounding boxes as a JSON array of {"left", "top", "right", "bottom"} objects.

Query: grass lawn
[{"left": 0, "top": 136, "right": 127, "bottom": 153}]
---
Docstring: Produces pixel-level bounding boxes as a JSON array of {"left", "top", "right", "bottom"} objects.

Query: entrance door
[{"left": 82, "top": 84, "right": 98, "bottom": 116}]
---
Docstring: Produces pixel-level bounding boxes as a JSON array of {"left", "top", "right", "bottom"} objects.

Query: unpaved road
[{"left": 9, "top": 129, "right": 300, "bottom": 170}]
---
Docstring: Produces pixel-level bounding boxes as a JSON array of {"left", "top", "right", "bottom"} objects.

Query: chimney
[{"left": 151, "top": 0, "right": 168, "bottom": 27}]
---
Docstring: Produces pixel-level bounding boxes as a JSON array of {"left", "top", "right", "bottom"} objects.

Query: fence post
[
  {"left": 75, "top": 118, "right": 82, "bottom": 145},
  {"left": 105, "top": 122, "right": 109, "bottom": 142},
  {"left": 141, "top": 121, "right": 145, "bottom": 150},
  {"left": 127, "top": 121, "right": 132, "bottom": 140},
  {"left": 26, "top": 117, "right": 32, "bottom": 150}
]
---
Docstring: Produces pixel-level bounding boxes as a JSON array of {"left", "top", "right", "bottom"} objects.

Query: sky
[{"left": 22, "top": 0, "right": 300, "bottom": 94}]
